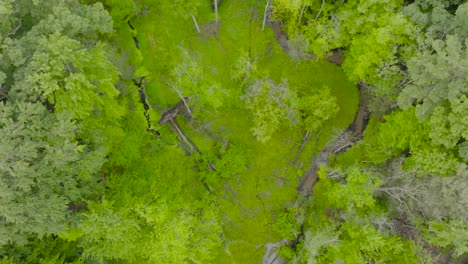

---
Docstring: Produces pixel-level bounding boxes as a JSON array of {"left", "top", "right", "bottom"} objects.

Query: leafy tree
[
  {"left": 317, "top": 165, "right": 382, "bottom": 213},
  {"left": 339, "top": 109, "right": 462, "bottom": 176},
  {"left": 0, "top": 236, "right": 83, "bottom": 264},
  {"left": 298, "top": 86, "right": 339, "bottom": 132},
  {"left": 405, "top": 168, "right": 468, "bottom": 220},
  {"left": 405, "top": 145, "right": 461, "bottom": 176},
  {"left": 424, "top": 220, "right": 468, "bottom": 258},
  {"left": 273, "top": 0, "right": 417, "bottom": 94},
  {"left": 315, "top": 221, "right": 420, "bottom": 264},
  {"left": 0, "top": 0, "right": 124, "bottom": 253},
  {"left": 241, "top": 78, "right": 298, "bottom": 142},
  {"left": 403, "top": 2, "right": 468, "bottom": 40},
  {"left": 73, "top": 150, "right": 224, "bottom": 263},
  {"left": 397, "top": 35, "right": 467, "bottom": 122},
  {"left": 170, "top": 47, "right": 227, "bottom": 110},
  {"left": 0, "top": 102, "right": 104, "bottom": 246},
  {"left": 398, "top": 4, "right": 468, "bottom": 159},
  {"left": 196, "top": 143, "right": 248, "bottom": 191},
  {"left": 291, "top": 228, "right": 338, "bottom": 264},
  {"left": 291, "top": 165, "right": 421, "bottom": 263},
  {"left": 340, "top": 109, "right": 426, "bottom": 164}
]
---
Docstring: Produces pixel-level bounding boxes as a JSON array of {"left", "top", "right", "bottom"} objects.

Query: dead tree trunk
[{"left": 191, "top": 14, "right": 201, "bottom": 33}]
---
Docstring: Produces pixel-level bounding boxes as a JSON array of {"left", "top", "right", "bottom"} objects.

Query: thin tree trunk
[
  {"left": 214, "top": 0, "right": 218, "bottom": 23},
  {"left": 297, "top": 4, "right": 306, "bottom": 25},
  {"left": 315, "top": 0, "right": 325, "bottom": 21},
  {"left": 262, "top": 0, "right": 270, "bottom": 31},
  {"left": 191, "top": 14, "right": 201, "bottom": 33}
]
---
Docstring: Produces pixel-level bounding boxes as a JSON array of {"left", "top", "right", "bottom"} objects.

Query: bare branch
[{"left": 8, "top": 19, "right": 22, "bottom": 36}]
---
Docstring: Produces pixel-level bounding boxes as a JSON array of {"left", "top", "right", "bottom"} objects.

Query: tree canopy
[{"left": 1, "top": 0, "right": 467, "bottom": 263}]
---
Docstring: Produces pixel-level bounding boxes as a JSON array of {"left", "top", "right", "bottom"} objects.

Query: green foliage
[
  {"left": 75, "top": 160, "right": 224, "bottom": 264},
  {"left": 397, "top": 35, "right": 467, "bottom": 120},
  {"left": 77, "top": 198, "right": 222, "bottom": 263},
  {"left": 318, "top": 166, "right": 382, "bottom": 212},
  {"left": 242, "top": 78, "right": 299, "bottom": 142},
  {"left": 3, "top": 0, "right": 464, "bottom": 263},
  {"left": 403, "top": 2, "right": 468, "bottom": 40},
  {"left": 272, "top": 207, "right": 302, "bottom": 240},
  {"left": 1, "top": 0, "right": 124, "bottom": 149},
  {"left": 398, "top": 4, "right": 468, "bottom": 160},
  {"left": 196, "top": 143, "right": 248, "bottom": 191},
  {"left": 424, "top": 220, "right": 468, "bottom": 257},
  {"left": 274, "top": 0, "right": 417, "bottom": 93},
  {"left": 293, "top": 165, "right": 421, "bottom": 263},
  {"left": 315, "top": 222, "right": 420, "bottom": 264},
  {"left": 292, "top": 228, "right": 338, "bottom": 264},
  {"left": 428, "top": 95, "right": 468, "bottom": 149},
  {"left": 406, "top": 170, "right": 468, "bottom": 220},
  {"left": 170, "top": 47, "right": 227, "bottom": 110},
  {"left": 405, "top": 146, "right": 460, "bottom": 176},
  {"left": 0, "top": 236, "right": 83, "bottom": 264},
  {"left": 340, "top": 109, "right": 426, "bottom": 164},
  {"left": 98, "top": 0, "right": 136, "bottom": 26},
  {"left": 338, "top": 108, "right": 462, "bottom": 176},
  {"left": 10, "top": 33, "right": 121, "bottom": 119},
  {"left": 0, "top": 102, "right": 104, "bottom": 246},
  {"left": 298, "top": 86, "right": 339, "bottom": 132},
  {"left": 458, "top": 141, "right": 468, "bottom": 161},
  {"left": 0, "top": 0, "right": 125, "bottom": 259},
  {"left": 2, "top": 2, "right": 125, "bottom": 148},
  {"left": 0, "top": 0, "right": 15, "bottom": 43}
]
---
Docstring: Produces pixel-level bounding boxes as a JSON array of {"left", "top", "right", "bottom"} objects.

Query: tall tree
[
  {"left": 272, "top": 0, "right": 417, "bottom": 95},
  {"left": 398, "top": 3, "right": 468, "bottom": 159},
  {"left": 0, "top": 0, "right": 123, "bottom": 248},
  {"left": 241, "top": 78, "right": 298, "bottom": 142}
]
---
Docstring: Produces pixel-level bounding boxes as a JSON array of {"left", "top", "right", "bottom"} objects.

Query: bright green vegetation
[{"left": 0, "top": 0, "right": 466, "bottom": 263}]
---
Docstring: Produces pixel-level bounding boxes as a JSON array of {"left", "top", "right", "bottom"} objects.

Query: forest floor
[{"left": 123, "top": 1, "right": 359, "bottom": 262}]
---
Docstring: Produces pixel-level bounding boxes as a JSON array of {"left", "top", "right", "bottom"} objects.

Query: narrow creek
[{"left": 261, "top": 18, "right": 370, "bottom": 264}]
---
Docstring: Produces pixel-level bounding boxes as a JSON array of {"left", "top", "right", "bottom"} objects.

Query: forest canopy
[{"left": 0, "top": 0, "right": 466, "bottom": 263}]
